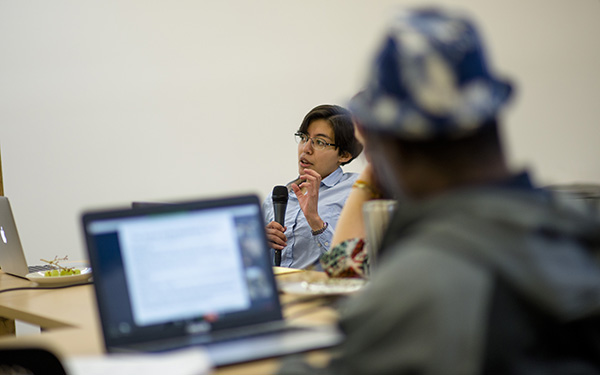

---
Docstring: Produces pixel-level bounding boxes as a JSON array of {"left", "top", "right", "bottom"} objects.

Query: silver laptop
[
  {"left": 0, "top": 196, "right": 54, "bottom": 278},
  {"left": 81, "top": 194, "right": 342, "bottom": 367}
]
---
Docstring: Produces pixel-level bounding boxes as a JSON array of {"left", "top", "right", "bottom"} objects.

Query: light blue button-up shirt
[{"left": 263, "top": 167, "right": 358, "bottom": 269}]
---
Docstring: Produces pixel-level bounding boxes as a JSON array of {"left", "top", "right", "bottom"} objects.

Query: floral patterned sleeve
[{"left": 319, "top": 238, "right": 369, "bottom": 279}]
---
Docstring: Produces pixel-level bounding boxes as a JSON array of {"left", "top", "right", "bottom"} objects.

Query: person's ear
[{"left": 338, "top": 151, "right": 352, "bottom": 164}]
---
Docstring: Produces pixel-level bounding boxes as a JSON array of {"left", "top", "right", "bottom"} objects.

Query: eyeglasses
[{"left": 294, "top": 132, "right": 338, "bottom": 150}]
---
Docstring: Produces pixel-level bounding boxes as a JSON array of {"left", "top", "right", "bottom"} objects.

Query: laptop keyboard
[
  {"left": 124, "top": 323, "right": 301, "bottom": 353},
  {"left": 28, "top": 264, "right": 54, "bottom": 273},
  {"left": 194, "top": 323, "right": 300, "bottom": 345}
]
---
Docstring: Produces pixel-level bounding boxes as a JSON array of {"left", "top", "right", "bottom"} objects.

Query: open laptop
[
  {"left": 81, "top": 194, "right": 342, "bottom": 367},
  {"left": 0, "top": 197, "right": 54, "bottom": 278}
]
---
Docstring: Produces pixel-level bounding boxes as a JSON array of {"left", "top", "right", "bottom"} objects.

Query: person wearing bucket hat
[{"left": 277, "top": 7, "right": 600, "bottom": 375}]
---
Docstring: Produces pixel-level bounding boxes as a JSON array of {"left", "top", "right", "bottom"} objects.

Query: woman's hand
[
  {"left": 291, "top": 168, "right": 324, "bottom": 231},
  {"left": 265, "top": 221, "right": 287, "bottom": 250}
]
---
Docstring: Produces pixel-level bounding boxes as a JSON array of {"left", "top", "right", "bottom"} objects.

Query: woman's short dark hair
[{"left": 298, "top": 104, "right": 363, "bottom": 165}]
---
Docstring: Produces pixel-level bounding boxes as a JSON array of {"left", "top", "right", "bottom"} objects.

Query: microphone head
[{"left": 272, "top": 185, "right": 288, "bottom": 203}]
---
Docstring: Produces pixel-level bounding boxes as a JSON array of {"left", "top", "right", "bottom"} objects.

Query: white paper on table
[{"left": 64, "top": 347, "right": 213, "bottom": 375}]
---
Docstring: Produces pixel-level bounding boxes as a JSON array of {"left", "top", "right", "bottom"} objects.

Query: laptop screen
[{"left": 82, "top": 195, "right": 282, "bottom": 348}]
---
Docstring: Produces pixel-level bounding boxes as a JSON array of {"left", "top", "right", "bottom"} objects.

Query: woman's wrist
[
  {"left": 307, "top": 216, "right": 325, "bottom": 232},
  {"left": 311, "top": 221, "right": 328, "bottom": 236}
]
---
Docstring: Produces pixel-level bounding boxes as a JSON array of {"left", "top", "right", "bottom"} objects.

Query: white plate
[
  {"left": 26, "top": 267, "right": 92, "bottom": 286},
  {"left": 279, "top": 278, "right": 367, "bottom": 295}
]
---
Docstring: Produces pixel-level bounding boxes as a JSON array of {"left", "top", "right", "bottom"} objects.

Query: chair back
[
  {"left": 547, "top": 183, "right": 600, "bottom": 217},
  {"left": 0, "top": 348, "right": 67, "bottom": 374}
]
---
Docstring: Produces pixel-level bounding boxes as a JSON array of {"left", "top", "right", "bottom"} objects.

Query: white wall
[{"left": 1, "top": 0, "right": 599, "bottom": 264}]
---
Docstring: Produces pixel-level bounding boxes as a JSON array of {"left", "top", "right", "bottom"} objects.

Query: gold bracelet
[{"left": 352, "top": 180, "right": 381, "bottom": 199}]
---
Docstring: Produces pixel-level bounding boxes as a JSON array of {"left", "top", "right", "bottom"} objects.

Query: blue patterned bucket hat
[{"left": 350, "top": 7, "right": 513, "bottom": 139}]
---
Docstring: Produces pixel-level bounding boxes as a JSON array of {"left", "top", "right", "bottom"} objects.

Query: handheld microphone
[{"left": 272, "top": 185, "right": 288, "bottom": 266}]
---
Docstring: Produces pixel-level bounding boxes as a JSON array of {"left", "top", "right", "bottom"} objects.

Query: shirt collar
[
  {"left": 321, "top": 167, "right": 344, "bottom": 188},
  {"left": 491, "top": 171, "right": 534, "bottom": 190}
]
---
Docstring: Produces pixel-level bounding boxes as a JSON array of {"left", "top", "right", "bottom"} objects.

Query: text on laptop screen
[{"left": 100, "top": 209, "right": 251, "bottom": 326}]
